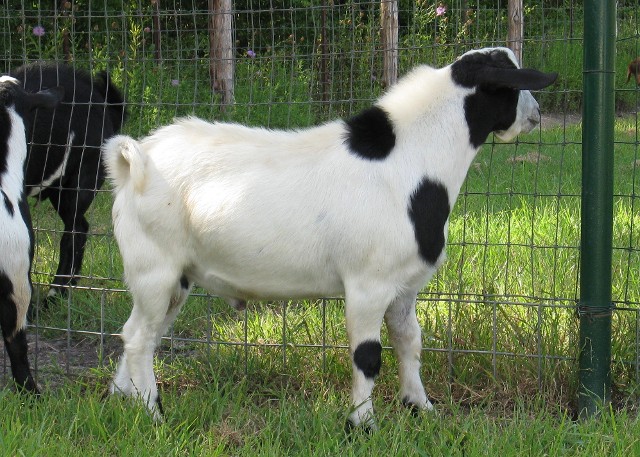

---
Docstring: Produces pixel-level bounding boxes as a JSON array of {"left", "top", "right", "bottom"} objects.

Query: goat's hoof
[
  {"left": 44, "top": 287, "right": 68, "bottom": 307},
  {"left": 401, "top": 397, "right": 422, "bottom": 417},
  {"left": 17, "top": 380, "right": 40, "bottom": 396},
  {"left": 344, "top": 417, "right": 377, "bottom": 436},
  {"left": 401, "top": 396, "right": 436, "bottom": 416}
]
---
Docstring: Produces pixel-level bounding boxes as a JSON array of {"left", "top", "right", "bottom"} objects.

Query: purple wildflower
[
  {"left": 247, "top": 49, "right": 256, "bottom": 58},
  {"left": 171, "top": 79, "right": 179, "bottom": 87},
  {"left": 32, "top": 25, "right": 45, "bottom": 37},
  {"left": 144, "top": 27, "right": 151, "bottom": 33},
  {"left": 436, "top": 6, "right": 446, "bottom": 16}
]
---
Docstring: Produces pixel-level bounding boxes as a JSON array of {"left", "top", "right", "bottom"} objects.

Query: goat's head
[
  {"left": 451, "top": 47, "right": 557, "bottom": 147},
  {"left": 0, "top": 75, "right": 64, "bottom": 128}
]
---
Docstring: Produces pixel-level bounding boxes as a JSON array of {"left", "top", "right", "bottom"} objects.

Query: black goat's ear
[
  {"left": 28, "top": 86, "right": 64, "bottom": 110},
  {"left": 478, "top": 68, "right": 558, "bottom": 90}
]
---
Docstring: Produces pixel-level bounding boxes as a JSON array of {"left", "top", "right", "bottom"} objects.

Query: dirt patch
[
  {"left": 0, "top": 333, "right": 120, "bottom": 390},
  {"left": 507, "top": 151, "right": 551, "bottom": 164},
  {"left": 541, "top": 112, "right": 582, "bottom": 129}
]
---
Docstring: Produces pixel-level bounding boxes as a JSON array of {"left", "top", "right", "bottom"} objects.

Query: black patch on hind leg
[
  {"left": 353, "top": 341, "right": 382, "bottom": 379},
  {"left": 344, "top": 106, "right": 396, "bottom": 160},
  {"left": 408, "top": 177, "right": 451, "bottom": 265}
]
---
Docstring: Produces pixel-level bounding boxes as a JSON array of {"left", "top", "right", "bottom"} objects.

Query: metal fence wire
[{"left": 1, "top": 1, "right": 639, "bottom": 408}]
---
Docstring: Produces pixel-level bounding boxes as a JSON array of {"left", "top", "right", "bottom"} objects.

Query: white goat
[
  {"left": 0, "top": 76, "right": 63, "bottom": 392},
  {"left": 103, "top": 47, "right": 557, "bottom": 428}
]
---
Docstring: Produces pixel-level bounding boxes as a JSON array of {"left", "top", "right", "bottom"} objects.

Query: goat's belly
[{"left": 188, "top": 262, "right": 344, "bottom": 301}]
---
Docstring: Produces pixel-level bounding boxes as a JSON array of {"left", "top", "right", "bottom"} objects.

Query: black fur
[
  {"left": 1, "top": 189, "right": 13, "bottom": 216},
  {"left": 156, "top": 393, "right": 165, "bottom": 416},
  {"left": 345, "top": 106, "right": 396, "bottom": 160},
  {"left": 408, "top": 177, "right": 451, "bottom": 265},
  {"left": 353, "top": 340, "right": 382, "bottom": 379},
  {"left": 0, "top": 108, "right": 9, "bottom": 180},
  {"left": 451, "top": 50, "right": 520, "bottom": 148},
  {"left": 0, "top": 76, "right": 63, "bottom": 394},
  {"left": 401, "top": 397, "right": 422, "bottom": 417},
  {"left": 0, "top": 273, "right": 38, "bottom": 393},
  {"left": 463, "top": 87, "right": 519, "bottom": 148},
  {"left": 10, "top": 62, "right": 128, "bottom": 306}
]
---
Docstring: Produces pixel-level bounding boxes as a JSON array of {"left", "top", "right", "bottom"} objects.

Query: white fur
[
  {"left": 104, "top": 47, "right": 547, "bottom": 425},
  {"left": 0, "top": 108, "right": 32, "bottom": 335},
  {"left": 27, "top": 132, "right": 74, "bottom": 197}
]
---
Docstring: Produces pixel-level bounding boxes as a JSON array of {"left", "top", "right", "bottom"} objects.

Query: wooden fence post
[
  {"left": 209, "top": 0, "right": 235, "bottom": 108},
  {"left": 381, "top": 0, "right": 398, "bottom": 87},
  {"left": 507, "top": 0, "right": 523, "bottom": 66}
]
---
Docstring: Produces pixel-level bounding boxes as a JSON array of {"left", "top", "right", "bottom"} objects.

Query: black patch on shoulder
[
  {"left": 408, "top": 178, "right": 451, "bottom": 265},
  {"left": 344, "top": 106, "right": 396, "bottom": 160},
  {"left": 179, "top": 275, "right": 190, "bottom": 290},
  {"left": 353, "top": 340, "right": 382, "bottom": 379},
  {"left": 1, "top": 189, "right": 14, "bottom": 216}
]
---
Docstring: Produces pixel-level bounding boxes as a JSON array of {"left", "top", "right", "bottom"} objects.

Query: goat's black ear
[
  {"left": 28, "top": 86, "right": 65, "bottom": 110},
  {"left": 478, "top": 68, "right": 558, "bottom": 90}
]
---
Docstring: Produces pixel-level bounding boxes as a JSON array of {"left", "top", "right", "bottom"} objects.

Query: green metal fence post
[{"left": 578, "top": 0, "right": 615, "bottom": 418}]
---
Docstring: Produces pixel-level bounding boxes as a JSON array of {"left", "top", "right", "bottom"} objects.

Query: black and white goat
[
  {"left": 9, "top": 62, "right": 127, "bottom": 307},
  {"left": 103, "top": 48, "right": 557, "bottom": 427},
  {"left": 0, "top": 76, "right": 64, "bottom": 392}
]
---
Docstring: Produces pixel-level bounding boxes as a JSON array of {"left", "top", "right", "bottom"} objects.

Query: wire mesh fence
[{"left": 1, "top": 1, "right": 639, "bottom": 408}]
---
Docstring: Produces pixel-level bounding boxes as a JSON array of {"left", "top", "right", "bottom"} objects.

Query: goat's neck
[
  {"left": 392, "top": 117, "right": 480, "bottom": 208},
  {"left": 1, "top": 118, "right": 28, "bottom": 199}
]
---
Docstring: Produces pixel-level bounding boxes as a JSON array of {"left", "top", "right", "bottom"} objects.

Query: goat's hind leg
[
  {"left": 112, "top": 271, "right": 188, "bottom": 420},
  {"left": 384, "top": 291, "right": 433, "bottom": 413},
  {"left": 44, "top": 185, "right": 98, "bottom": 307}
]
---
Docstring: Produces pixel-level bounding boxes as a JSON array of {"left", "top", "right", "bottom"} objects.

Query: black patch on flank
[
  {"left": 1, "top": 190, "right": 14, "bottom": 216},
  {"left": 344, "top": 106, "right": 396, "bottom": 160},
  {"left": 408, "top": 177, "right": 451, "bottom": 265},
  {"left": 179, "top": 275, "right": 189, "bottom": 290},
  {"left": 353, "top": 340, "right": 382, "bottom": 379}
]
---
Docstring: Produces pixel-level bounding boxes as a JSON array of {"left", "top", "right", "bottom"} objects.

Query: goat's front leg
[
  {"left": 385, "top": 292, "right": 433, "bottom": 413},
  {"left": 344, "top": 284, "right": 390, "bottom": 431}
]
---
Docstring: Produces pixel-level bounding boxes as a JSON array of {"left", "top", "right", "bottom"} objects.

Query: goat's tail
[{"left": 102, "top": 135, "right": 147, "bottom": 194}]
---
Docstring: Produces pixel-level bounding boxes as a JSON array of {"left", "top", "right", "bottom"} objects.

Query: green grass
[
  {"left": 6, "top": 110, "right": 639, "bottom": 454},
  {"left": 1, "top": 376, "right": 640, "bottom": 456}
]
